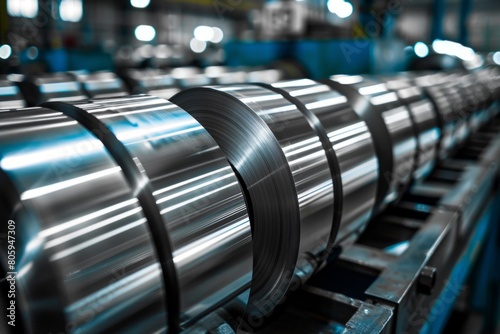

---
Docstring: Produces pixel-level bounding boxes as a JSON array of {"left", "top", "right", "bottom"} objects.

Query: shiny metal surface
[
  {"left": 475, "top": 66, "right": 500, "bottom": 102},
  {"left": 232, "top": 85, "right": 334, "bottom": 281},
  {"left": 75, "top": 71, "right": 129, "bottom": 99},
  {"left": 440, "top": 73, "right": 472, "bottom": 145},
  {"left": 0, "top": 76, "right": 25, "bottom": 109},
  {"left": 171, "top": 68, "right": 211, "bottom": 88},
  {"left": 378, "top": 75, "right": 441, "bottom": 180},
  {"left": 172, "top": 86, "right": 305, "bottom": 321},
  {"left": 122, "top": 69, "right": 180, "bottom": 99},
  {"left": 327, "top": 75, "right": 418, "bottom": 211},
  {"left": 451, "top": 72, "right": 492, "bottom": 132},
  {"left": 176, "top": 74, "right": 211, "bottom": 88},
  {"left": 0, "top": 68, "right": 497, "bottom": 333},
  {"left": 0, "top": 107, "right": 168, "bottom": 333},
  {"left": 46, "top": 95, "right": 253, "bottom": 330},
  {"left": 268, "top": 79, "right": 379, "bottom": 246},
  {"left": 204, "top": 67, "right": 247, "bottom": 85},
  {"left": 246, "top": 68, "right": 284, "bottom": 84},
  {"left": 18, "top": 73, "right": 87, "bottom": 106},
  {"left": 412, "top": 72, "right": 466, "bottom": 160}
]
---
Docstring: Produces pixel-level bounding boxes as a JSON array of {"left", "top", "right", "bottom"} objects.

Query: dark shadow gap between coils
[
  {"left": 254, "top": 83, "right": 342, "bottom": 262},
  {"left": 170, "top": 88, "right": 301, "bottom": 327},
  {"left": 320, "top": 79, "right": 393, "bottom": 212},
  {"left": 41, "top": 101, "right": 180, "bottom": 333}
]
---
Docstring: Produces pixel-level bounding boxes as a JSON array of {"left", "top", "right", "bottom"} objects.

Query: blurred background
[{"left": 0, "top": 0, "right": 499, "bottom": 78}]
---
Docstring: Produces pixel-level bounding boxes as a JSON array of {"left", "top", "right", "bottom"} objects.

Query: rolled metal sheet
[
  {"left": 0, "top": 107, "right": 169, "bottom": 333},
  {"left": 377, "top": 75, "right": 441, "bottom": 181},
  {"left": 171, "top": 68, "right": 211, "bottom": 89},
  {"left": 122, "top": 69, "right": 180, "bottom": 99},
  {"left": 0, "top": 75, "right": 25, "bottom": 109},
  {"left": 18, "top": 73, "right": 87, "bottom": 106},
  {"left": 457, "top": 72, "right": 495, "bottom": 131},
  {"left": 45, "top": 95, "right": 253, "bottom": 331},
  {"left": 412, "top": 72, "right": 466, "bottom": 159},
  {"left": 266, "top": 79, "right": 379, "bottom": 246},
  {"left": 474, "top": 67, "right": 500, "bottom": 119},
  {"left": 475, "top": 66, "right": 500, "bottom": 102},
  {"left": 326, "top": 75, "right": 418, "bottom": 211},
  {"left": 204, "top": 67, "right": 247, "bottom": 85},
  {"left": 246, "top": 69, "right": 284, "bottom": 84},
  {"left": 439, "top": 73, "right": 474, "bottom": 145},
  {"left": 172, "top": 85, "right": 328, "bottom": 320},
  {"left": 75, "top": 71, "right": 129, "bottom": 99},
  {"left": 238, "top": 84, "right": 335, "bottom": 281},
  {"left": 177, "top": 74, "right": 211, "bottom": 88}
]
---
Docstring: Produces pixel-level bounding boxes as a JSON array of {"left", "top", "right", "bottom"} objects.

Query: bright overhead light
[
  {"left": 432, "top": 39, "right": 476, "bottom": 61},
  {"left": 414, "top": 42, "right": 429, "bottom": 58},
  {"left": 60, "top": 0, "right": 83, "bottom": 22},
  {"left": 0, "top": 45, "right": 12, "bottom": 60},
  {"left": 131, "top": 0, "right": 150, "bottom": 8},
  {"left": 194, "top": 26, "right": 214, "bottom": 42},
  {"left": 493, "top": 52, "right": 500, "bottom": 65},
  {"left": 211, "top": 27, "right": 224, "bottom": 43},
  {"left": 135, "top": 25, "right": 156, "bottom": 42},
  {"left": 7, "top": 0, "right": 38, "bottom": 18},
  {"left": 336, "top": 2, "right": 353, "bottom": 18},
  {"left": 327, "top": 0, "right": 353, "bottom": 19},
  {"left": 190, "top": 38, "right": 207, "bottom": 53}
]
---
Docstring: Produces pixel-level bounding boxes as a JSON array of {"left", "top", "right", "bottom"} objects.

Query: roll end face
[{"left": 171, "top": 86, "right": 301, "bottom": 324}]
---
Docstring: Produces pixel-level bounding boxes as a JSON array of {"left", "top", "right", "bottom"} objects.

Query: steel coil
[
  {"left": 18, "top": 73, "right": 87, "bottom": 106},
  {"left": 172, "top": 84, "right": 336, "bottom": 322},
  {"left": 0, "top": 76, "right": 25, "bottom": 109},
  {"left": 378, "top": 74, "right": 441, "bottom": 181},
  {"left": 0, "top": 107, "right": 169, "bottom": 333},
  {"left": 75, "top": 71, "right": 129, "bottom": 99},
  {"left": 326, "top": 75, "right": 418, "bottom": 211},
  {"left": 265, "top": 79, "right": 379, "bottom": 246}
]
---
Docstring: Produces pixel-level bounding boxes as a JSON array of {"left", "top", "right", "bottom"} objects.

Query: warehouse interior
[{"left": 0, "top": 0, "right": 500, "bottom": 333}]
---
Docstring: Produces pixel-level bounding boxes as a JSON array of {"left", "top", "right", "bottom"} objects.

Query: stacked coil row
[
  {"left": 0, "top": 68, "right": 499, "bottom": 333},
  {"left": 0, "top": 66, "right": 290, "bottom": 109}
]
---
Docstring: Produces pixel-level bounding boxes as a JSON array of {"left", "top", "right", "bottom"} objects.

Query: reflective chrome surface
[
  {"left": 270, "top": 79, "right": 379, "bottom": 246},
  {"left": 76, "top": 71, "right": 129, "bottom": 99},
  {"left": 171, "top": 68, "right": 211, "bottom": 89},
  {"left": 0, "top": 107, "right": 168, "bottom": 333},
  {"left": 0, "top": 68, "right": 497, "bottom": 333},
  {"left": 237, "top": 84, "right": 334, "bottom": 281},
  {"left": 19, "top": 73, "right": 88, "bottom": 106},
  {"left": 122, "top": 69, "right": 180, "bottom": 99},
  {"left": 54, "top": 95, "right": 253, "bottom": 328},
  {"left": 413, "top": 72, "right": 466, "bottom": 159},
  {"left": 204, "top": 67, "right": 247, "bottom": 85},
  {"left": 171, "top": 86, "right": 302, "bottom": 320},
  {"left": 0, "top": 76, "right": 25, "bottom": 109},
  {"left": 246, "top": 68, "right": 284, "bottom": 84},
  {"left": 379, "top": 75, "right": 441, "bottom": 180},
  {"left": 328, "top": 75, "right": 418, "bottom": 210}
]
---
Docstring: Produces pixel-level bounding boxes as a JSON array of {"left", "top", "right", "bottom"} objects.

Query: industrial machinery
[{"left": 0, "top": 66, "right": 499, "bottom": 334}]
